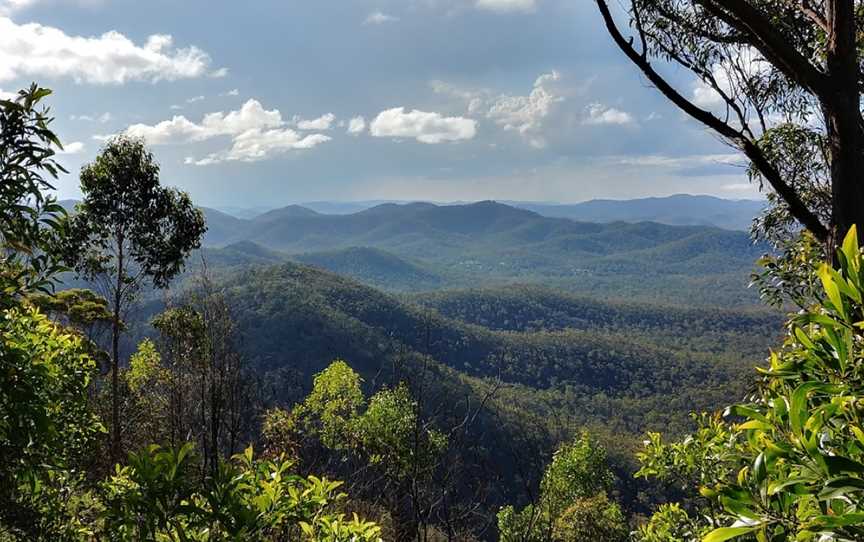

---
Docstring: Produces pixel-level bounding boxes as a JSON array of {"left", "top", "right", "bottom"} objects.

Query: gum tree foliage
[
  {"left": 497, "top": 432, "right": 627, "bottom": 542},
  {"left": 635, "top": 227, "right": 864, "bottom": 541},
  {"left": 64, "top": 135, "right": 207, "bottom": 463},
  {"left": 0, "top": 85, "right": 68, "bottom": 303},
  {"left": 594, "top": 0, "right": 864, "bottom": 247},
  {"left": 265, "top": 360, "right": 451, "bottom": 540}
]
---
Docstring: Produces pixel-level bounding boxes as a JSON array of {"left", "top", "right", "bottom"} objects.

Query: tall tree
[
  {"left": 65, "top": 136, "right": 206, "bottom": 463},
  {"left": 594, "top": 0, "right": 862, "bottom": 247}
]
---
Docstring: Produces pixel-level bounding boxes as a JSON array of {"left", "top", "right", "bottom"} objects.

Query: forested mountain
[
  {"left": 216, "top": 195, "right": 766, "bottom": 231},
  {"left": 196, "top": 201, "right": 767, "bottom": 306},
  {"left": 515, "top": 194, "right": 765, "bottom": 231},
  {"left": 207, "top": 260, "right": 775, "bottom": 431}
]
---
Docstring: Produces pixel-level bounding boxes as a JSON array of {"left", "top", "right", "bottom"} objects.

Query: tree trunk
[
  {"left": 825, "top": 0, "right": 864, "bottom": 244},
  {"left": 110, "top": 236, "right": 124, "bottom": 465}
]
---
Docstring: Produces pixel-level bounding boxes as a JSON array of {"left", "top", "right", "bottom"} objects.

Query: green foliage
[
  {"left": 750, "top": 231, "right": 824, "bottom": 309},
  {"left": 552, "top": 493, "right": 629, "bottom": 542},
  {"left": 0, "top": 84, "right": 68, "bottom": 301},
  {"left": 637, "top": 226, "right": 864, "bottom": 541},
  {"left": 356, "top": 383, "right": 448, "bottom": 479},
  {"left": 65, "top": 135, "right": 206, "bottom": 289},
  {"left": 101, "top": 444, "right": 382, "bottom": 541},
  {"left": 29, "top": 288, "right": 115, "bottom": 331},
  {"left": 0, "top": 305, "right": 103, "bottom": 537},
  {"left": 497, "top": 432, "right": 623, "bottom": 542},
  {"left": 297, "top": 360, "right": 364, "bottom": 450},
  {"left": 634, "top": 503, "right": 704, "bottom": 542},
  {"left": 127, "top": 339, "right": 168, "bottom": 394}
]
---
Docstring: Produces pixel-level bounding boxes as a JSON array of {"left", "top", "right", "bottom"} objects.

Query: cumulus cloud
[
  {"left": 347, "top": 116, "right": 366, "bottom": 135},
  {"left": 434, "top": 70, "right": 564, "bottom": 148},
  {"left": 370, "top": 108, "right": 476, "bottom": 144},
  {"left": 364, "top": 11, "right": 399, "bottom": 24},
  {"left": 296, "top": 113, "right": 335, "bottom": 130},
  {"left": 57, "top": 141, "right": 85, "bottom": 154},
  {"left": 122, "top": 99, "right": 331, "bottom": 165},
  {"left": 583, "top": 103, "right": 634, "bottom": 126},
  {"left": 0, "top": 17, "right": 222, "bottom": 84},
  {"left": 186, "top": 130, "right": 331, "bottom": 165},
  {"left": 475, "top": 0, "right": 536, "bottom": 13}
]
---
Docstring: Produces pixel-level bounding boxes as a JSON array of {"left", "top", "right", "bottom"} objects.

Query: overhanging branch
[{"left": 595, "top": 0, "right": 830, "bottom": 242}]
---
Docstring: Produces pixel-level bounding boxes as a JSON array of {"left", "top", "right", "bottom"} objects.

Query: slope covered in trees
[{"left": 194, "top": 201, "right": 767, "bottom": 306}]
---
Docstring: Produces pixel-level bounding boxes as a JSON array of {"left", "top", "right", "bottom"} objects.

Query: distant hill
[
  {"left": 198, "top": 200, "right": 765, "bottom": 305},
  {"left": 294, "top": 246, "right": 444, "bottom": 291},
  {"left": 515, "top": 194, "right": 766, "bottom": 231}
]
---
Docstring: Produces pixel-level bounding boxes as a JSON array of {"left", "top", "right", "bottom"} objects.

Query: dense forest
[{"left": 7, "top": 0, "right": 864, "bottom": 533}]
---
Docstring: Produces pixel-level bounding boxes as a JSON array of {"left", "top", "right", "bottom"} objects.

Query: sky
[{"left": 0, "top": 0, "right": 763, "bottom": 207}]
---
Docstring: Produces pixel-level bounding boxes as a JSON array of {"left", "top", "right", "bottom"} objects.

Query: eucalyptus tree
[
  {"left": 65, "top": 136, "right": 207, "bottom": 462},
  {"left": 594, "top": 0, "right": 862, "bottom": 247}
]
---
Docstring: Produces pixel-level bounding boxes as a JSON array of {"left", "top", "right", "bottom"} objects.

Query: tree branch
[
  {"left": 697, "top": 0, "right": 829, "bottom": 97},
  {"left": 595, "top": 0, "right": 830, "bottom": 241}
]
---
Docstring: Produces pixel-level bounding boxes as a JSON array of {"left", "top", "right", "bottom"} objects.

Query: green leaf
[{"left": 703, "top": 526, "right": 759, "bottom": 542}]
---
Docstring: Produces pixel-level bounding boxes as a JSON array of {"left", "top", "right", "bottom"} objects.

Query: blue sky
[{"left": 0, "top": 0, "right": 761, "bottom": 207}]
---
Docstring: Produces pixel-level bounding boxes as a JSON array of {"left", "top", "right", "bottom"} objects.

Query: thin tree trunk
[
  {"left": 111, "top": 235, "right": 124, "bottom": 465},
  {"left": 825, "top": 0, "right": 864, "bottom": 242}
]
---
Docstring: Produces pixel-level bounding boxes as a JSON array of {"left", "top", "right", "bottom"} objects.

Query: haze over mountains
[
  {"left": 215, "top": 194, "right": 766, "bottom": 231},
  {"left": 196, "top": 197, "right": 766, "bottom": 305}
]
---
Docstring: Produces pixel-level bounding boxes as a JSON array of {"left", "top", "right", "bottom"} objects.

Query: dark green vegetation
[
  {"left": 198, "top": 200, "right": 767, "bottom": 306},
  {"left": 14, "top": 82, "right": 864, "bottom": 541}
]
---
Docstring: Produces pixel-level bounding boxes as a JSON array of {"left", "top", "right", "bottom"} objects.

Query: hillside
[
  {"left": 515, "top": 194, "right": 766, "bottom": 231},
  {"left": 199, "top": 201, "right": 766, "bottom": 306},
  {"left": 212, "top": 261, "right": 775, "bottom": 430},
  {"left": 294, "top": 246, "right": 445, "bottom": 291}
]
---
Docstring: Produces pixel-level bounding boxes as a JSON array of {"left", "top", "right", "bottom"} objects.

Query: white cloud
[
  {"left": 296, "top": 113, "right": 335, "bottom": 130},
  {"left": 122, "top": 99, "right": 331, "bottom": 165},
  {"left": 186, "top": 95, "right": 204, "bottom": 104},
  {"left": 0, "top": 0, "right": 38, "bottom": 14},
  {"left": 0, "top": 17, "right": 221, "bottom": 84},
  {"left": 126, "top": 99, "right": 282, "bottom": 144},
  {"left": 186, "top": 130, "right": 331, "bottom": 165},
  {"left": 475, "top": 0, "right": 536, "bottom": 13},
  {"left": 584, "top": 103, "right": 634, "bottom": 126},
  {"left": 434, "top": 70, "right": 564, "bottom": 148},
  {"left": 0, "top": 88, "right": 14, "bottom": 100},
  {"left": 618, "top": 153, "right": 743, "bottom": 168},
  {"left": 721, "top": 182, "right": 757, "bottom": 192},
  {"left": 364, "top": 11, "right": 399, "bottom": 24},
  {"left": 691, "top": 47, "right": 769, "bottom": 109},
  {"left": 222, "top": 88, "right": 239, "bottom": 97},
  {"left": 57, "top": 141, "right": 85, "bottom": 154},
  {"left": 347, "top": 115, "right": 366, "bottom": 135},
  {"left": 71, "top": 111, "right": 112, "bottom": 123},
  {"left": 170, "top": 104, "right": 183, "bottom": 110},
  {"left": 370, "top": 107, "right": 476, "bottom": 144},
  {"left": 486, "top": 71, "right": 563, "bottom": 146},
  {"left": 208, "top": 67, "right": 228, "bottom": 78}
]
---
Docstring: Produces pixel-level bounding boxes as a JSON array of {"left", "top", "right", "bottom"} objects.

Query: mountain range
[{"left": 212, "top": 194, "right": 766, "bottom": 231}]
